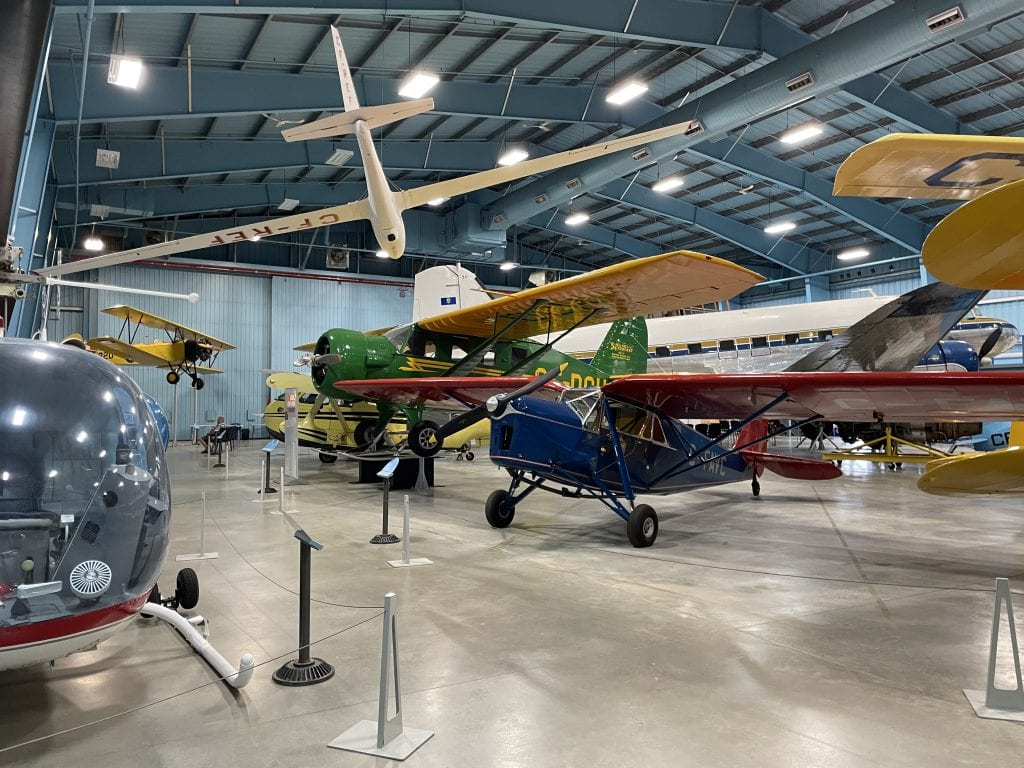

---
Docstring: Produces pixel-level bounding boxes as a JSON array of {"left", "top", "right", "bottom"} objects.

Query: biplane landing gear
[
  {"left": 751, "top": 476, "right": 761, "bottom": 497},
  {"left": 408, "top": 420, "right": 442, "bottom": 458},
  {"left": 191, "top": 377, "right": 205, "bottom": 391},
  {"left": 485, "top": 489, "right": 516, "bottom": 528},
  {"left": 318, "top": 452, "right": 338, "bottom": 464},
  {"left": 166, "top": 370, "right": 181, "bottom": 385},
  {"left": 626, "top": 504, "right": 658, "bottom": 548}
]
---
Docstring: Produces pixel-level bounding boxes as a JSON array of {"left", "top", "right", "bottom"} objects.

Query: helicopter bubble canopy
[{"left": 0, "top": 338, "right": 171, "bottom": 668}]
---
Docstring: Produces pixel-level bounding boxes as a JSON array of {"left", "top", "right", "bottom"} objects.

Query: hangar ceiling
[{"left": 25, "top": 0, "right": 1024, "bottom": 296}]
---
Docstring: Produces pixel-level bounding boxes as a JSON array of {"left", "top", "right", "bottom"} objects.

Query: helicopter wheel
[
  {"left": 191, "top": 377, "right": 205, "bottom": 391},
  {"left": 751, "top": 476, "right": 761, "bottom": 497},
  {"left": 166, "top": 371, "right": 180, "bottom": 385},
  {"left": 626, "top": 504, "right": 658, "bottom": 548},
  {"left": 175, "top": 568, "right": 200, "bottom": 610},
  {"left": 318, "top": 452, "right": 338, "bottom": 464},
  {"left": 408, "top": 420, "right": 442, "bottom": 458},
  {"left": 485, "top": 489, "right": 515, "bottom": 528}
]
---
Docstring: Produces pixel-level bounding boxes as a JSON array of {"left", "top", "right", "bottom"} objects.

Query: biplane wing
[
  {"left": 417, "top": 251, "right": 763, "bottom": 340},
  {"left": 603, "top": 371, "right": 1024, "bottom": 423},
  {"left": 101, "top": 305, "right": 237, "bottom": 350},
  {"left": 87, "top": 337, "right": 170, "bottom": 367},
  {"left": 331, "top": 376, "right": 563, "bottom": 410},
  {"left": 195, "top": 365, "right": 223, "bottom": 374},
  {"left": 918, "top": 448, "right": 1024, "bottom": 497},
  {"left": 833, "top": 133, "right": 1024, "bottom": 200}
]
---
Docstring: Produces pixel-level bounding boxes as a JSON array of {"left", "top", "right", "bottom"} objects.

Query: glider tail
[
  {"left": 590, "top": 317, "right": 649, "bottom": 377},
  {"left": 280, "top": 26, "right": 433, "bottom": 142}
]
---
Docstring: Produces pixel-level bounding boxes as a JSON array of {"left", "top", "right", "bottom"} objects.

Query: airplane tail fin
[
  {"left": 735, "top": 419, "right": 842, "bottom": 481},
  {"left": 785, "top": 282, "right": 985, "bottom": 372},
  {"left": 590, "top": 317, "right": 648, "bottom": 377},
  {"left": 281, "top": 25, "right": 434, "bottom": 142},
  {"left": 281, "top": 99, "right": 434, "bottom": 142},
  {"left": 412, "top": 264, "right": 493, "bottom": 322}
]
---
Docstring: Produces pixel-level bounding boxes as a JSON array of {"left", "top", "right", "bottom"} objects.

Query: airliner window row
[{"left": 651, "top": 329, "right": 844, "bottom": 358}]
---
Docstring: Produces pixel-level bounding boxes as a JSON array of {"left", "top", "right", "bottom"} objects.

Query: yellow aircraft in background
[{"left": 65, "top": 305, "right": 235, "bottom": 390}]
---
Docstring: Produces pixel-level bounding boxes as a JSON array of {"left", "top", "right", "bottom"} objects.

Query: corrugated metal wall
[
  {"left": 59, "top": 266, "right": 412, "bottom": 440},
  {"left": 269, "top": 277, "right": 411, "bottom": 370},
  {"left": 829, "top": 275, "right": 921, "bottom": 300}
]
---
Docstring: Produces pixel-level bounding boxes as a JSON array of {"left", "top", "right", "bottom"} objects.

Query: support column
[{"left": 803, "top": 275, "right": 829, "bottom": 303}]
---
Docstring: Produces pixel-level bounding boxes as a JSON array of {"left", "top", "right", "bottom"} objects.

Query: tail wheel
[
  {"left": 353, "top": 421, "right": 376, "bottom": 449},
  {"left": 192, "top": 377, "right": 205, "bottom": 391},
  {"left": 485, "top": 489, "right": 515, "bottom": 528},
  {"left": 408, "top": 420, "right": 442, "bottom": 458},
  {"left": 626, "top": 504, "right": 658, "bottom": 548},
  {"left": 175, "top": 568, "right": 200, "bottom": 610},
  {"left": 752, "top": 476, "right": 761, "bottom": 497},
  {"left": 318, "top": 452, "right": 338, "bottom": 464},
  {"left": 166, "top": 370, "right": 181, "bottom": 385}
]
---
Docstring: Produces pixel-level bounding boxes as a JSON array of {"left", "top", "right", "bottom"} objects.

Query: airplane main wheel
[
  {"left": 752, "top": 476, "right": 761, "bottom": 497},
  {"left": 175, "top": 568, "right": 199, "bottom": 610},
  {"left": 408, "top": 420, "right": 442, "bottom": 458},
  {"left": 626, "top": 504, "right": 658, "bottom": 548},
  {"left": 353, "top": 421, "right": 376, "bottom": 449},
  {"left": 465, "top": 451, "right": 475, "bottom": 462},
  {"left": 318, "top": 452, "right": 338, "bottom": 464},
  {"left": 166, "top": 371, "right": 181, "bottom": 385},
  {"left": 485, "top": 489, "right": 515, "bottom": 528},
  {"left": 192, "top": 377, "right": 205, "bottom": 391}
]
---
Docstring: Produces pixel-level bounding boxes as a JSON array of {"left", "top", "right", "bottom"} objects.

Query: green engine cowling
[{"left": 312, "top": 329, "right": 396, "bottom": 398}]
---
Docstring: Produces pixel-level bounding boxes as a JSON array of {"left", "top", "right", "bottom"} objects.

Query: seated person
[{"left": 199, "top": 417, "right": 227, "bottom": 454}]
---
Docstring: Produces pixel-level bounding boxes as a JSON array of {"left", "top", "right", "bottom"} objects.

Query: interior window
[
  {"left": 655, "top": 346, "right": 671, "bottom": 358},
  {"left": 752, "top": 336, "right": 767, "bottom": 349},
  {"left": 784, "top": 333, "right": 799, "bottom": 345},
  {"left": 510, "top": 347, "right": 529, "bottom": 367}
]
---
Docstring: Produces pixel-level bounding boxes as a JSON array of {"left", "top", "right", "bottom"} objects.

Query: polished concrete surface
[{"left": 3, "top": 443, "right": 1024, "bottom": 766}]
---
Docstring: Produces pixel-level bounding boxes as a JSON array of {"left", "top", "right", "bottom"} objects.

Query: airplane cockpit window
[
  {"left": 0, "top": 340, "right": 170, "bottom": 634},
  {"left": 611, "top": 404, "right": 668, "bottom": 446},
  {"left": 383, "top": 323, "right": 414, "bottom": 349},
  {"left": 403, "top": 328, "right": 429, "bottom": 357},
  {"left": 563, "top": 389, "right": 602, "bottom": 429}
]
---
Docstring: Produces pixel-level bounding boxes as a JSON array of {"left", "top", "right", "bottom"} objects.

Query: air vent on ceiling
[
  {"left": 785, "top": 72, "right": 814, "bottom": 93},
  {"left": 533, "top": 194, "right": 548, "bottom": 205},
  {"left": 926, "top": 6, "right": 964, "bottom": 33},
  {"left": 683, "top": 120, "right": 705, "bottom": 136},
  {"left": 565, "top": 178, "right": 583, "bottom": 191},
  {"left": 632, "top": 148, "right": 650, "bottom": 162}
]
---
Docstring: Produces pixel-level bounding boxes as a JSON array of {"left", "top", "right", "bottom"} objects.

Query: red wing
[
  {"left": 332, "top": 376, "right": 564, "bottom": 409},
  {"left": 604, "top": 372, "right": 1024, "bottom": 422}
]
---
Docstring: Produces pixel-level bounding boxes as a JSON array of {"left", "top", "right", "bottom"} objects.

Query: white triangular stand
[
  {"left": 176, "top": 491, "right": 219, "bottom": 561},
  {"left": 964, "top": 577, "right": 1024, "bottom": 721},
  {"left": 329, "top": 593, "right": 433, "bottom": 760},
  {"left": 389, "top": 495, "right": 433, "bottom": 568}
]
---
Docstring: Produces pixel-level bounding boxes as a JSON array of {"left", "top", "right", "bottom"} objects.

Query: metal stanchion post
[
  {"left": 371, "top": 458, "right": 400, "bottom": 545},
  {"left": 177, "top": 490, "right": 219, "bottom": 561},
  {"left": 389, "top": 494, "right": 432, "bottom": 568}
]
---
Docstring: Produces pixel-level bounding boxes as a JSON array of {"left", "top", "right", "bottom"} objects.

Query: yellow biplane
[
  {"left": 834, "top": 133, "right": 1024, "bottom": 289},
  {"left": 67, "top": 305, "right": 235, "bottom": 390}
]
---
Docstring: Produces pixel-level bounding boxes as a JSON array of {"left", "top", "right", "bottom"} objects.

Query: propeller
[
  {"left": 434, "top": 367, "right": 563, "bottom": 443},
  {"left": 978, "top": 327, "right": 1003, "bottom": 361}
]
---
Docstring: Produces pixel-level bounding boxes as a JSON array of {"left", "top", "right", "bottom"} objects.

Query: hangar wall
[{"left": 52, "top": 265, "right": 411, "bottom": 440}]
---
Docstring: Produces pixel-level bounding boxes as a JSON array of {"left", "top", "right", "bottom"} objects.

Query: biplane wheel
[
  {"left": 626, "top": 504, "right": 658, "bottom": 548},
  {"left": 485, "top": 489, "right": 515, "bottom": 528},
  {"left": 354, "top": 421, "right": 376, "bottom": 449},
  {"left": 192, "top": 377, "right": 205, "bottom": 391},
  {"left": 318, "top": 452, "right": 338, "bottom": 464},
  {"left": 465, "top": 451, "right": 475, "bottom": 462},
  {"left": 408, "top": 420, "right": 442, "bottom": 458},
  {"left": 751, "top": 477, "right": 761, "bottom": 497},
  {"left": 166, "top": 371, "right": 181, "bottom": 385},
  {"left": 175, "top": 568, "right": 200, "bottom": 610}
]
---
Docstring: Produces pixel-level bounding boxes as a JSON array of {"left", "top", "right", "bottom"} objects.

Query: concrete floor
[{"left": 3, "top": 443, "right": 1024, "bottom": 767}]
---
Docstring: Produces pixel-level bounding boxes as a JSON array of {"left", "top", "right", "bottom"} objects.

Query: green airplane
[{"left": 305, "top": 250, "right": 764, "bottom": 456}]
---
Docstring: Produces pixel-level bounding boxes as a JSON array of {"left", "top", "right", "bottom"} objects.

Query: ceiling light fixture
[
  {"left": 278, "top": 198, "right": 300, "bottom": 211},
  {"left": 652, "top": 176, "right": 685, "bottom": 193},
  {"left": 837, "top": 247, "right": 870, "bottom": 261},
  {"left": 107, "top": 55, "right": 144, "bottom": 89},
  {"left": 497, "top": 146, "right": 529, "bottom": 166},
  {"left": 565, "top": 212, "right": 590, "bottom": 226},
  {"left": 249, "top": 235, "right": 261, "bottom": 242},
  {"left": 375, "top": 249, "right": 389, "bottom": 258},
  {"left": 83, "top": 235, "right": 104, "bottom": 251},
  {"left": 427, "top": 197, "right": 449, "bottom": 207},
  {"left": 764, "top": 220, "right": 796, "bottom": 235},
  {"left": 95, "top": 149, "right": 120, "bottom": 169},
  {"left": 499, "top": 262, "right": 519, "bottom": 271},
  {"left": 325, "top": 148, "right": 354, "bottom": 167},
  {"left": 779, "top": 122, "right": 823, "bottom": 145},
  {"left": 398, "top": 71, "right": 440, "bottom": 99},
  {"left": 606, "top": 80, "right": 648, "bottom": 105}
]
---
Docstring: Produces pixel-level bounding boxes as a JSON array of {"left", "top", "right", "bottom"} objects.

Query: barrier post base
[
  {"left": 388, "top": 557, "right": 433, "bottom": 568},
  {"left": 370, "top": 533, "right": 400, "bottom": 545},
  {"left": 328, "top": 719, "right": 433, "bottom": 761}
]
